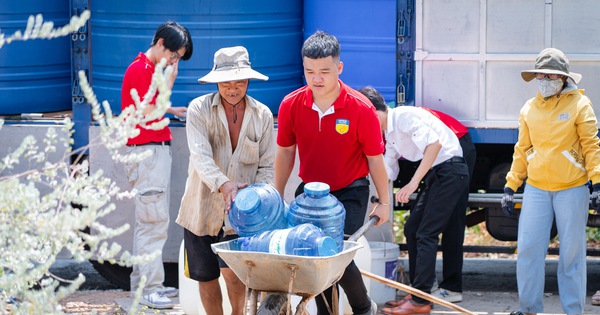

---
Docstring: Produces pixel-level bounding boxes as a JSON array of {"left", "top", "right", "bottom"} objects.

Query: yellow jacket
[{"left": 506, "top": 88, "right": 600, "bottom": 192}]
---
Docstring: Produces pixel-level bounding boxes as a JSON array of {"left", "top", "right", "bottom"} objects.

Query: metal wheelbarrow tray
[{"left": 211, "top": 240, "right": 363, "bottom": 296}]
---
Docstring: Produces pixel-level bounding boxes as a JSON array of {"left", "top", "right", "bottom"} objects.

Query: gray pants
[{"left": 125, "top": 144, "right": 172, "bottom": 294}]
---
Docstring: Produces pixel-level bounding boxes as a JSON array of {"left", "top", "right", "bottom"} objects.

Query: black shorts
[{"left": 184, "top": 228, "right": 239, "bottom": 282}]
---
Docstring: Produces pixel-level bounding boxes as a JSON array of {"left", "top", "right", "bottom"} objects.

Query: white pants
[{"left": 125, "top": 144, "right": 172, "bottom": 294}]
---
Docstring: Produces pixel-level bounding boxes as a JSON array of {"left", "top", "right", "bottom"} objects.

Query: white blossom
[{"left": 0, "top": 10, "right": 173, "bottom": 314}]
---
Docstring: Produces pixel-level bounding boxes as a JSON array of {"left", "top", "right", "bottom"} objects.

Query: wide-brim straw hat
[
  {"left": 198, "top": 46, "right": 268, "bottom": 83},
  {"left": 521, "top": 48, "right": 582, "bottom": 84}
]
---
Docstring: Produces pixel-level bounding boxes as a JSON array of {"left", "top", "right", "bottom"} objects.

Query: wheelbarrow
[{"left": 211, "top": 216, "right": 379, "bottom": 315}]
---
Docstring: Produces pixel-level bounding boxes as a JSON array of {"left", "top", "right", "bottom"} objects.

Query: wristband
[{"left": 378, "top": 202, "right": 390, "bottom": 206}]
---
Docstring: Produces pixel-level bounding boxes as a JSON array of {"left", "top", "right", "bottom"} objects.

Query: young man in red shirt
[
  {"left": 121, "top": 21, "right": 193, "bottom": 309},
  {"left": 275, "top": 30, "right": 390, "bottom": 315}
]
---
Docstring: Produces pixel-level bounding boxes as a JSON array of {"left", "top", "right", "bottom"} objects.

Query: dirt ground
[
  {"left": 58, "top": 290, "right": 600, "bottom": 315},
  {"left": 59, "top": 291, "right": 128, "bottom": 314}
]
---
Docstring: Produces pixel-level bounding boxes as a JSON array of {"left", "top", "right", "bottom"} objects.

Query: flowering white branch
[{"left": 0, "top": 10, "right": 173, "bottom": 314}]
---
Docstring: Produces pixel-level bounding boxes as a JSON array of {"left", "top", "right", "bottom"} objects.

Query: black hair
[
  {"left": 302, "top": 30, "right": 340, "bottom": 60},
  {"left": 358, "top": 86, "right": 388, "bottom": 112},
  {"left": 151, "top": 21, "right": 194, "bottom": 60}
]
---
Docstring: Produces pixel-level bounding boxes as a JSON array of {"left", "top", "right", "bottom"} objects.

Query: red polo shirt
[
  {"left": 121, "top": 52, "right": 172, "bottom": 145},
  {"left": 277, "top": 80, "right": 384, "bottom": 191},
  {"left": 421, "top": 107, "right": 468, "bottom": 139}
]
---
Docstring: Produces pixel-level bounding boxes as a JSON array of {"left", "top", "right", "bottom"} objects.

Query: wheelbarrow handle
[{"left": 348, "top": 215, "right": 380, "bottom": 242}]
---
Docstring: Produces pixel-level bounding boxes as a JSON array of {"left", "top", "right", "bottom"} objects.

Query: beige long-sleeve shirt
[{"left": 176, "top": 92, "right": 276, "bottom": 236}]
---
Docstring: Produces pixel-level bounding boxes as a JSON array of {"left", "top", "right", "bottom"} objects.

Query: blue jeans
[{"left": 516, "top": 184, "right": 588, "bottom": 314}]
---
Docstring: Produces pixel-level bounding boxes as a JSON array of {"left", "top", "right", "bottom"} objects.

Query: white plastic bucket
[
  {"left": 178, "top": 240, "right": 231, "bottom": 315},
  {"left": 340, "top": 235, "right": 371, "bottom": 314},
  {"left": 368, "top": 241, "right": 399, "bottom": 305}
]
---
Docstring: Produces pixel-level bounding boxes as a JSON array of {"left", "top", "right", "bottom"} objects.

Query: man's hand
[
  {"left": 501, "top": 187, "right": 515, "bottom": 217},
  {"left": 369, "top": 201, "right": 390, "bottom": 225},
  {"left": 219, "top": 181, "right": 248, "bottom": 214},
  {"left": 166, "top": 60, "right": 179, "bottom": 90},
  {"left": 168, "top": 106, "right": 187, "bottom": 119},
  {"left": 591, "top": 183, "right": 600, "bottom": 213},
  {"left": 395, "top": 181, "right": 419, "bottom": 204}
]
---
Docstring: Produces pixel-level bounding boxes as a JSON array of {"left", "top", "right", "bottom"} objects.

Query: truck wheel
[{"left": 90, "top": 260, "right": 179, "bottom": 290}]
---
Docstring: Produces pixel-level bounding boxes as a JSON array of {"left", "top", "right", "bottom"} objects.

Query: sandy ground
[
  {"left": 57, "top": 290, "right": 600, "bottom": 315},
  {"left": 52, "top": 258, "right": 600, "bottom": 315}
]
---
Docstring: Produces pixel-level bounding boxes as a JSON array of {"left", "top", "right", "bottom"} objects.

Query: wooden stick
[{"left": 360, "top": 269, "right": 476, "bottom": 315}]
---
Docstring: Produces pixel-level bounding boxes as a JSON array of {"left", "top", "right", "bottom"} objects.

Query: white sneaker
[
  {"left": 369, "top": 299, "right": 377, "bottom": 315},
  {"left": 140, "top": 291, "right": 174, "bottom": 309},
  {"left": 355, "top": 299, "right": 377, "bottom": 315},
  {"left": 431, "top": 288, "right": 462, "bottom": 303},
  {"left": 158, "top": 286, "right": 178, "bottom": 298}
]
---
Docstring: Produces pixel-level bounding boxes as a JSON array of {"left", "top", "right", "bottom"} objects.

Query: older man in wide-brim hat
[
  {"left": 502, "top": 47, "right": 600, "bottom": 315},
  {"left": 176, "top": 46, "right": 276, "bottom": 315}
]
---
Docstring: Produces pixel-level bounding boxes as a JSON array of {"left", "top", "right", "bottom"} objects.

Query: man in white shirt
[{"left": 360, "top": 86, "right": 469, "bottom": 315}]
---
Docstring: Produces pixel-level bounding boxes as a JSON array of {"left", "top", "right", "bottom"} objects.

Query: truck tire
[{"left": 90, "top": 260, "right": 179, "bottom": 290}]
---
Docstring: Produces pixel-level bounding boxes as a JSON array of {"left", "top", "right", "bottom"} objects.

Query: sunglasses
[{"left": 535, "top": 73, "right": 562, "bottom": 80}]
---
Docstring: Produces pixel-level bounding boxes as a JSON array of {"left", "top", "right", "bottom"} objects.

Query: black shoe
[{"left": 510, "top": 311, "right": 524, "bottom": 315}]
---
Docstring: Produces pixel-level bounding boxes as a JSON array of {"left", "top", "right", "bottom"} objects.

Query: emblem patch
[
  {"left": 558, "top": 113, "right": 570, "bottom": 121},
  {"left": 335, "top": 119, "right": 349, "bottom": 134}
]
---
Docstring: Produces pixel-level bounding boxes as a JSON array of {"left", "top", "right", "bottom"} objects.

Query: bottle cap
[
  {"left": 303, "top": 182, "right": 330, "bottom": 198},
  {"left": 316, "top": 236, "right": 338, "bottom": 256}
]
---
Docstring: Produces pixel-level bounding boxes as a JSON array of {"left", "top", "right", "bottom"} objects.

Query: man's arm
[
  {"left": 396, "top": 141, "right": 441, "bottom": 204},
  {"left": 366, "top": 154, "right": 391, "bottom": 225},
  {"left": 274, "top": 144, "right": 296, "bottom": 197},
  {"left": 166, "top": 106, "right": 187, "bottom": 118},
  {"left": 255, "top": 111, "right": 276, "bottom": 185}
]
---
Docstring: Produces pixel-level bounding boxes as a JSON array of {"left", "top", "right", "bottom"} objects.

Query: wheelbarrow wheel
[{"left": 257, "top": 292, "right": 288, "bottom": 315}]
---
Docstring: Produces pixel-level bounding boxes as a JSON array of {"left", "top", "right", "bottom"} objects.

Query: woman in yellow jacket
[{"left": 502, "top": 48, "right": 600, "bottom": 315}]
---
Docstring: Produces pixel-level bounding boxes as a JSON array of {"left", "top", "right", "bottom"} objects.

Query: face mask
[{"left": 537, "top": 78, "right": 563, "bottom": 98}]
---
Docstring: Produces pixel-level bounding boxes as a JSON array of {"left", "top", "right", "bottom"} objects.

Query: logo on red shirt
[{"left": 335, "top": 119, "right": 349, "bottom": 135}]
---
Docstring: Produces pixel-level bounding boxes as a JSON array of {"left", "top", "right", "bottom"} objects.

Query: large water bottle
[
  {"left": 230, "top": 223, "right": 339, "bottom": 256},
  {"left": 229, "top": 183, "right": 288, "bottom": 236},
  {"left": 287, "top": 182, "right": 346, "bottom": 251}
]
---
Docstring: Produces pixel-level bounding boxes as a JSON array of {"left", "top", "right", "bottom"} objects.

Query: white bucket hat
[
  {"left": 521, "top": 48, "right": 582, "bottom": 84},
  {"left": 198, "top": 46, "right": 268, "bottom": 83}
]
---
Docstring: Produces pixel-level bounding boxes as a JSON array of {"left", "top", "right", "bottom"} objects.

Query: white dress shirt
[{"left": 383, "top": 106, "right": 462, "bottom": 180}]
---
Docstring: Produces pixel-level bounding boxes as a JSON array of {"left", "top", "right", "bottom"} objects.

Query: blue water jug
[
  {"left": 229, "top": 183, "right": 288, "bottom": 236},
  {"left": 286, "top": 182, "right": 346, "bottom": 251},
  {"left": 230, "top": 223, "right": 339, "bottom": 256}
]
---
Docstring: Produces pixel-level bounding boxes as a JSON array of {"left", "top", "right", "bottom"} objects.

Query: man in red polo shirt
[
  {"left": 275, "top": 30, "right": 389, "bottom": 315},
  {"left": 121, "top": 21, "right": 193, "bottom": 309}
]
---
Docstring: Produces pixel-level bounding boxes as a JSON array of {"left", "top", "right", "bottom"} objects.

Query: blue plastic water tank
[
  {"left": 91, "top": 0, "right": 303, "bottom": 115},
  {"left": 303, "top": 0, "right": 396, "bottom": 103},
  {"left": 0, "top": 1, "right": 70, "bottom": 114}
]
